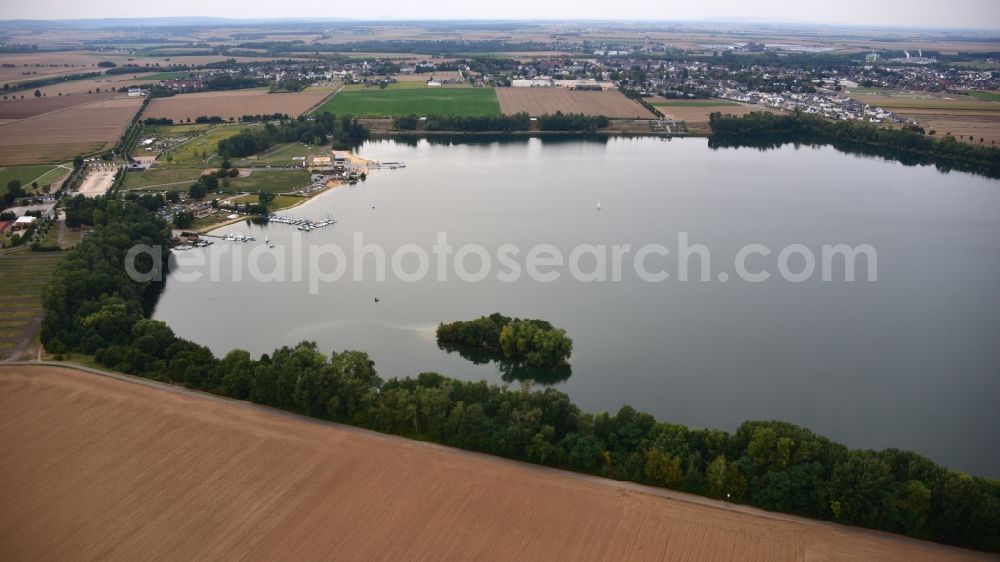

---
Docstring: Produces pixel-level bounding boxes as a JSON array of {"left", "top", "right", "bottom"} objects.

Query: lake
[{"left": 154, "top": 136, "right": 1000, "bottom": 477}]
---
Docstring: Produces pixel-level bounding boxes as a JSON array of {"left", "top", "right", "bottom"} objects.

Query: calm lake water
[{"left": 154, "top": 137, "right": 1000, "bottom": 477}]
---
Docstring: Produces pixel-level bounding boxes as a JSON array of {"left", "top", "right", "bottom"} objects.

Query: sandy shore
[{"left": 0, "top": 364, "right": 993, "bottom": 561}]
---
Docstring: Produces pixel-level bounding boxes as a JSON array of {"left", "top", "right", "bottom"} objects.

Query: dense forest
[
  {"left": 39, "top": 198, "right": 1000, "bottom": 553},
  {"left": 709, "top": 111, "right": 1000, "bottom": 178},
  {"left": 437, "top": 313, "right": 573, "bottom": 368},
  {"left": 538, "top": 112, "right": 610, "bottom": 132},
  {"left": 217, "top": 113, "right": 368, "bottom": 157}
]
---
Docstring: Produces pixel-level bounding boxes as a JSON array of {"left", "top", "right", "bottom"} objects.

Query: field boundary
[{"left": 303, "top": 85, "right": 343, "bottom": 115}]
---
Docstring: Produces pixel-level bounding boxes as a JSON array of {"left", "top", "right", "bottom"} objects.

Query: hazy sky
[{"left": 1, "top": 0, "right": 999, "bottom": 29}]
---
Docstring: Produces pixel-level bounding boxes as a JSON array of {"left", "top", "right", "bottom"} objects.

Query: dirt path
[
  {"left": 0, "top": 362, "right": 993, "bottom": 561},
  {"left": 0, "top": 317, "right": 40, "bottom": 362}
]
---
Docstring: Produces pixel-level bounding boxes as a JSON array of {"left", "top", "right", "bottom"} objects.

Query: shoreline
[{"left": 197, "top": 175, "right": 353, "bottom": 236}]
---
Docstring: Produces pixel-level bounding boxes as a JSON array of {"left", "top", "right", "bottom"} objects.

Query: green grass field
[
  {"left": 224, "top": 171, "right": 311, "bottom": 194},
  {"left": 652, "top": 99, "right": 738, "bottom": 107},
  {"left": 848, "top": 87, "right": 894, "bottom": 96},
  {"left": 230, "top": 193, "right": 303, "bottom": 210},
  {"left": 966, "top": 91, "right": 1000, "bottom": 102},
  {"left": 251, "top": 142, "right": 324, "bottom": 164},
  {"left": 312, "top": 87, "right": 500, "bottom": 117},
  {"left": 122, "top": 167, "right": 205, "bottom": 190},
  {"left": 0, "top": 251, "right": 63, "bottom": 359},
  {"left": 142, "top": 71, "right": 199, "bottom": 81},
  {"left": 164, "top": 126, "right": 255, "bottom": 164},
  {"left": 0, "top": 165, "right": 63, "bottom": 193}
]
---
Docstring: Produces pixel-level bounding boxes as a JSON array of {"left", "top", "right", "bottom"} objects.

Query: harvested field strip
[
  {"left": 851, "top": 95, "right": 1000, "bottom": 112},
  {"left": 496, "top": 88, "right": 656, "bottom": 119},
  {"left": 0, "top": 93, "right": 116, "bottom": 120},
  {"left": 651, "top": 100, "right": 738, "bottom": 107},
  {"left": 0, "top": 97, "right": 142, "bottom": 165},
  {"left": 0, "top": 365, "right": 985, "bottom": 561},
  {"left": 143, "top": 89, "right": 330, "bottom": 122}
]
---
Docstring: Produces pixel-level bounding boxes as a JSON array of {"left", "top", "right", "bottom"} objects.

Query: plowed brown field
[
  {"left": 0, "top": 97, "right": 142, "bottom": 165},
  {"left": 0, "top": 93, "right": 115, "bottom": 120},
  {"left": 143, "top": 89, "right": 331, "bottom": 122},
  {"left": 497, "top": 88, "right": 656, "bottom": 118},
  {"left": 0, "top": 365, "right": 991, "bottom": 561}
]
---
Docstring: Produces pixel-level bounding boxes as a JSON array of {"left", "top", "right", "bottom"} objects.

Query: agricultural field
[
  {"left": 392, "top": 71, "right": 465, "bottom": 83},
  {"left": 0, "top": 252, "right": 63, "bottom": 360},
  {"left": 312, "top": 87, "right": 500, "bottom": 117},
  {"left": 0, "top": 165, "right": 67, "bottom": 193},
  {"left": 31, "top": 73, "right": 163, "bottom": 97},
  {"left": 655, "top": 99, "right": 776, "bottom": 123},
  {"left": 145, "top": 123, "right": 217, "bottom": 137},
  {"left": 122, "top": 167, "right": 206, "bottom": 190},
  {"left": 496, "top": 88, "right": 656, "bottom": 118},
  {"left": 850, "top": 90, "right": 1000, "bottom": 146},
  {"left": 650, "top": 98, "right": 739, "bottom": 108},
  {"left": 0, "top": 96, "right": 143, "bottom": 165},
  {"left": 140, "top": 71, "right": 199, "bottom": 81},
  {"left": 0, "top": 51, "right": 275, "bottom": 90},
  {"left": 0, "top": 93, "right": 117, "bottom": 119},
  {"left": 143, "top": 89, "right": 331, "bottom": 122},
  {"left": 0, "top": 365, "right": 984, "bottom": 561},
  {"left": 964, "top": 90, "right": 1000, "bottom": 102}
]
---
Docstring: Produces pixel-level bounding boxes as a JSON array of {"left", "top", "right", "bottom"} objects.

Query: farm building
[
  {"left": 554, "top": 79, "right": 615, "bottom": 91},
  {"left": 512, "top": 78, "right": 555, "bottom": 88},
  {"left": 310, "top": 156, "right": 332, "bottom": 169},
  {"left": 12, "top": 216, "right": 36, "bottom": 230}
]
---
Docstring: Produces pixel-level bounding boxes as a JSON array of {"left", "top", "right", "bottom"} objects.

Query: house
[
  {"left": 127, "top": 88, "right": 148, "bottom": 97},
  {"left": 426, "top": 80, "right": 442, "bottom": 87}
]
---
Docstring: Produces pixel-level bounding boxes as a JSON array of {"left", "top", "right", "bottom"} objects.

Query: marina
[{"left": 267, "top": 214, "right": 337, "bottom": 232}]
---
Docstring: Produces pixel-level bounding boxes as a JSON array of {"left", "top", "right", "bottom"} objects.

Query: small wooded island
[{"left": 437, "top": 313, "right": 573, "bottom": 369}]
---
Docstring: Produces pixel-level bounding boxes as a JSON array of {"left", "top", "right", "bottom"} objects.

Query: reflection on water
[{"left": 437, "top": 342, "right": 573, "bottom": 385}]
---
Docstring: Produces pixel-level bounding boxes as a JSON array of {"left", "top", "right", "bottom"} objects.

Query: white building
[
  {"left": 512, "top": 78, "right": 555, "bottom": 88},
  {"left": 12, "top": 216, "right": 36, "bottom": 231}
]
